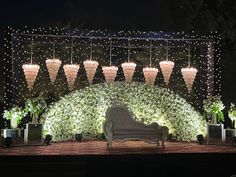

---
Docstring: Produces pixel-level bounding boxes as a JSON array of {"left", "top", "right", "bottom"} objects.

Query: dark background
[{"left": 0, "top": 0, "right": 236, "bottom": 117}]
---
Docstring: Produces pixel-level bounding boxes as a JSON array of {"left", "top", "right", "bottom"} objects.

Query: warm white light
[
  {"left": 121, "top": 62, "right": 136, "bottom": 83},
  {"left": 63, "top": 64, "right": 80, "bottom": 91},
  {"left": 159, "top": 60, "right": 174, "bottom": 85},
  {"left": 46, "top": 58, "right": 62, "bottom": 84},
  {"left": 143, "top": 67, "right": 158, "bottom": 85},
  {"left": 181, "top": 67, "right": 198, "bottom": 92},
  {"left": 22, "top": 64, "right": 40, "bottom": 91},
  {"left": 83, "top": 60, "right": 99, "bottom": 84},
  {"left": 102, "top": 66, "right": 118, "bottom": 84}
]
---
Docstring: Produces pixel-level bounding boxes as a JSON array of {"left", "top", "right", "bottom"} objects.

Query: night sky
[{"left": 1, "top": 0, "right": 236, "bottom": 107}]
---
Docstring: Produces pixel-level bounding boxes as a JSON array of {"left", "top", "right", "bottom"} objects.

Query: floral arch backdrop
[{"left": 42, "top": 82, "right": 206, "bottom": 141}]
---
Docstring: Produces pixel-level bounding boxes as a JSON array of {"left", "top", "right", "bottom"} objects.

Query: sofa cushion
[{"left": 114, "top": 129, "right": 161, "bottom": 135}]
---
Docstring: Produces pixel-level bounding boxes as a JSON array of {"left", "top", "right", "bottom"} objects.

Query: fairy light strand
[
  {"left": 188, "top": 44, "right": 191, "bottom": 67},
  {"left": 70, "top": 37, "right": 74, "bottom": 64},
  {"left": 166, "top": 40, "right": 169, "bottom": 61},
  {"left": 90, "top": 38, "right": 93, "bottom": 60},
  {"left": 53, "top": 36, "right": 55, "bottom": 59},
  {"left": 109, "top": 38, "right": 112, "bottom": 66},
  {"left": 128, "top": 39, "right": 131, "bottom": 62},
  {"left": 149, "top": 40, "right": 152, "bottom": 67},
  {"left": 30, "top": 37, "right": 33, "bottom": 64}
]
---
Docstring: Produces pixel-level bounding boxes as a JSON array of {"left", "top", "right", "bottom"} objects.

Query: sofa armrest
[
  {"left": 102, "top": 120, "right": 113, "bottom": 147},
  {"left": 161, "top": 126, "right": 169, "bottom": 141}
]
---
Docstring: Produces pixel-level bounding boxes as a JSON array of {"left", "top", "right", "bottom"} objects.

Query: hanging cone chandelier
[
  {"left": 143, "top": 40, "right": 158, "bottom": 85},
  {"left": 102, "top": 39, "right": 118, "bottom": 84},
  {"left": 63, "top": 38, "right": 80, "bottom": 91},
  {"left": 122, "top": 62, "right": 136, "bottom": 83},
  {"left": 159, "top": 41, "right": 174, "bottom": 85},
  {"left": 102, "top": 66, "right": 118, "bottom": 84},
  {"left": 46, "top": 37, "right": 62, "bottom": 84},
  {"left": 181, "top": 67, "right": 197, "bottom": 93},
  {"left": 23, "top": 64, "right": 40, "bottom": 91},
  {"left": 22, "top": 37, "right": 40, "bottom": 91},
  {"left": 121, "top": 40, "right": 136, "bottom": 83},
  {"left": 181, "top": 45, "right": 198, "bottom": 93},
  {"left": 83, "top": 39, "right": 99, "bottom": 84},
  {"left": 143, "top": 67, "right": 159, "bottom": 85},
  {"left": 159, "top": 61, "right": 174, "bottom": 84},
  {"left": 63, "top": 64, "right": 80, "bottom": 91},
  {"left": 46, "top": 59, "right": 61, "bottom": 84},
  {"left": 84, "top": 60, "right": 99, "bottom": 84}
]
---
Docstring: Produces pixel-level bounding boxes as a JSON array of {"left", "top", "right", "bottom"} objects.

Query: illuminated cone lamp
[
  {"left": 102, "top": 66, "right": 118, "bottom": 84},
  {"left": 63, "top": 64, "right": 80, "bottom": 91},
  {"left": 102, "top": 39, "right": 118, "bottom": 84},
  {"left": 159, "top": 41, "right": 174, "bottom": 85},
  {"left": 143, "top": 41, "right": 158, "bottom": 85},
  {"left": 121, "top": 39, "right": 136, "bottom": 83},
  {"left": 46, "top": 37, "right": 62, "bottom": 84},
  {"left": 63, "top": 38, "right": 80, "bottom": 91},
  {"left": 22, "top": 37, "right": 40, "bottom": 91},
  {"left": 83, "top": 39, "right": 99, "bottom": 84},
  {"left": 181, "top": 45, "right": 198, "bottom": 93}
]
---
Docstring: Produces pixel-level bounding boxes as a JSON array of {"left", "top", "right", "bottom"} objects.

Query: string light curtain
[
  {"left": 45, "top": 37, "right": 62, "bottom": 84},
  {"left": 121, "top": 39, "right": 136, "bottom": 83},
  {"left": 159, "top": 41, "right": 174, "bottom": 85},
  {"left": 22, "top": 37, "right": 40, "bottom": 91},
  {"left": 63, "top": 38, "right": 80, "bottom": 91},
  {"left": 143, "top": 41, "right": 158, "bottom": 85},
  {"left": 181, "top": 45, "right": 198, "bottom": 93},
  {"left": 83, "top": 38, "right": 99, "bottom": 84},
  {"left": 102, "top": 39, "right": 118, "bottom": 84},
  {"left": 5, "top": 27, "right": 219, "bottom": 112}
]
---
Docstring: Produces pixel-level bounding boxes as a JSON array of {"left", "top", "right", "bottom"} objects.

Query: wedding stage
[{"left": 2, "top": 28, "right": 235, "bottom": 177}]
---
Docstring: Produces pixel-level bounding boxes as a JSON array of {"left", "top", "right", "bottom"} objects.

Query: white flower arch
[{"left": 43, "top": 82, "right": 206, "bottom": 141}]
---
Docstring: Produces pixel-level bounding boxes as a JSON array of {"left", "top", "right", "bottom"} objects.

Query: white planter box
[
  {"left": 1, "top": 128, "right": 24, "bottom": 146},
  {"left": 224, "top": 129, "right": 236, "bottom": 145},
  {"left": 1, "top": 128, "right": 23, "bottom": 138},
  {"left": 24, "top": 123, "right": 43, "bottom": 145},
  {"left": 206, "top": 123, "right": 225, "bottom": 145}
]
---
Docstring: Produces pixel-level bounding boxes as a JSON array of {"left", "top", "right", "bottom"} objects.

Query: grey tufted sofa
[{"left": 103, "top": 103, "right": 169, "bottom": 148}]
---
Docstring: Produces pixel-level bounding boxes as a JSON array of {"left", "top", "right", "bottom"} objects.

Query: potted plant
[
  {"left": 25, "top": 96, "right": 47, "bottom": 124},
  {"left": 228, "top": 103, "right": 236, "bottom": 129},
  {"left": 203, "top": 95, "right": 225, "bottom": 124},
  {"left": 24, "top": 96, "right": 46, "bottom": 145},
  {"left": 3, "top": 106, "right": 26, "bottom": 129}
]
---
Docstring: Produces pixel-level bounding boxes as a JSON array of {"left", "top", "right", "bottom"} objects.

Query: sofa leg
[
  {"left": 108, "top": 139, "right": 112, "bottom": 148},
  {"left": 161, "top": 140, "right": 165, "bottom": 148},
  {"left": 157, "top": 140, "right": 160, "bottom": 146}
]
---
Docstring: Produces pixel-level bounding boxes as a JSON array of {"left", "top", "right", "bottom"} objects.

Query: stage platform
[
  {"left": 1, "top": 140, "right": 236, "bottom": 155},
  {"left": 0, "top": 141, "right": 236, "bottom": 177}
]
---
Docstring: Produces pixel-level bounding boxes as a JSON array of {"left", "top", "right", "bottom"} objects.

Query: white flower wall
[{"left": 42, "top": 82, "right": 206, "bottom": 141}]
